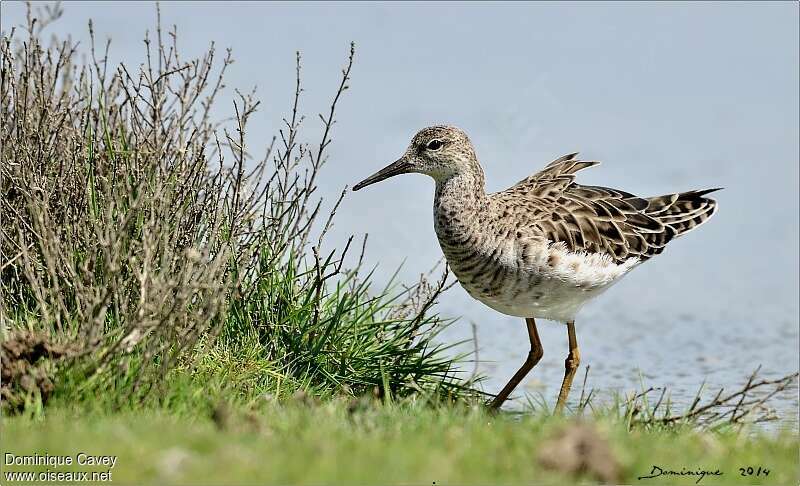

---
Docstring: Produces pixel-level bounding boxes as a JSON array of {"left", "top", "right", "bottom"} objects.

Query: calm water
[
  {"left": 436, "top": 287, "right": 799, "bottom": 430},
  {"left": 4, "top": 1, "right": 797, "bottom": 428}
]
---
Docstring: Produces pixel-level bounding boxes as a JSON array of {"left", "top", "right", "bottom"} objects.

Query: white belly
[
  {"left": 471, "top": 276, "right": 615, "bottom": 321},
  {"left": 455, "top": 242, "right": 641, "bottom": 322}
]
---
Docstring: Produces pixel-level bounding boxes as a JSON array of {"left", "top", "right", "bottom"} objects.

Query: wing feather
[{"left": 494, "top": 154, "right": 720, "bottom": 263}]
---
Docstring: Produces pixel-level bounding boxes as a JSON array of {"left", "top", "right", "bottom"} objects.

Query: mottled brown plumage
[
  {"left": 503, "top": 152, "right": 720, "bottom": 263},
  {"left": 353, "top": 125, "right": 720, "bottom": 410}
]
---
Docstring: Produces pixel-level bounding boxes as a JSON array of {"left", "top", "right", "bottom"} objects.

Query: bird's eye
[{"left": 426, "top": 139, "right": 444, "bottom": 150}]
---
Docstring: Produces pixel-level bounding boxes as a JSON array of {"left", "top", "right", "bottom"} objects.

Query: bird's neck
[
  {"left": 434, "top": 169, "right": 487, "bottom": 220},
  {"left": 432, "top": 168, "right": 491, "bottom": 259}
]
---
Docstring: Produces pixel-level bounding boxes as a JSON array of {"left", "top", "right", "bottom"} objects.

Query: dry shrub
[
  {"left": 1, "top": 4, "right": 472, "bottom": 410},
  {"left": 0, "top": 4, "right": 354, "bottom": 401}
]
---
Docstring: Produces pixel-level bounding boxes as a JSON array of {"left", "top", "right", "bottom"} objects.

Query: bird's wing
[
  {"left": 501, "top": 154, "right": 719, "bottom": 263},
  {"left": 509, "top": 152, "right": 600, "bottom": 198}
]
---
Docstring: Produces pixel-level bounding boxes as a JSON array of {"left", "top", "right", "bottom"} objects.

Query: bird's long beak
[{"left": 352, "top": 158, "right": 413, "bottom": 191}]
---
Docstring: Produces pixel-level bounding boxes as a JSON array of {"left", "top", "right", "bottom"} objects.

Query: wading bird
[{"left": 353, "top": 126, "right": 719, "bottom": 411}]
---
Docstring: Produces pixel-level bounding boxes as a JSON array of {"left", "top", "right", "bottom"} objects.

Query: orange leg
[
  {"left": 489, "top": 317, "right": 543, "bottom": 410},
  {"left": 554, "top": 320, "right": 580, "bottom": 413}
]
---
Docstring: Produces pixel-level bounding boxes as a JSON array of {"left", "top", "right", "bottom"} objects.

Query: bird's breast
[{"left": 434, "top": 210, "right": 532, "bottom": 302}]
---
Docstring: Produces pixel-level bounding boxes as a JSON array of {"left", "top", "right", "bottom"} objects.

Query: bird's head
[{"left": 353, "top": 125, "right": 478, "bottom": 191}]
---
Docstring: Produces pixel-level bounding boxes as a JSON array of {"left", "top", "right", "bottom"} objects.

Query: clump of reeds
[{"left": 0, "top": 3, "right": 476, "bottom": 411}]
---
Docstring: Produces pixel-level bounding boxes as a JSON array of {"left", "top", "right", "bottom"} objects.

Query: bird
[{"left": 352, "top": 125, "right": 720, "bottom": 411}]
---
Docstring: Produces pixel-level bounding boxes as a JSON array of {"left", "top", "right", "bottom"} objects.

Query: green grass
[{"left": 3, "top": 401, "right": 798, "bottom": 485}]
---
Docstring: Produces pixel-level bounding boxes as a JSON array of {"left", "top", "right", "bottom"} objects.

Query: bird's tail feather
[{"left": 644, "top": 188, "right": 721, "bottom": 237}]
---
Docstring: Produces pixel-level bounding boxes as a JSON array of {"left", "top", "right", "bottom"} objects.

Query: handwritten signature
[{"left": 638, "top": 465, "right": 722, "bottom": 484}]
